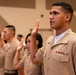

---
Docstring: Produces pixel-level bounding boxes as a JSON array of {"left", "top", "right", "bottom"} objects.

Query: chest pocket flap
[{"left": 53, "top": 52, "right": 69, "bottom": 63}]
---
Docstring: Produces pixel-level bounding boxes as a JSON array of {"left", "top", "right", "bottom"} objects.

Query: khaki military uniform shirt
[
  {"left": 36, "top": 29, "right": 76, "bottom": 75},
  {"left": 0, "top": 49, "right": 5, "bottom": 75},
  {"left": 18, "top": 50, "right": 42, "bottom": 75},
  {"left": 4, "top": 38, "right": 19, "bottom": 70}
]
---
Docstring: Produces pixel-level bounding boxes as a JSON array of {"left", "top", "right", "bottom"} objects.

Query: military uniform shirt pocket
[{"left": 53, "top": 52, "right": 69, "bottom": 63}]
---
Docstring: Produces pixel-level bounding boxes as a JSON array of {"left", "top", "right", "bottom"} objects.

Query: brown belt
[{"left": 5, "top": 69, "right": 17, "bottom": 73}]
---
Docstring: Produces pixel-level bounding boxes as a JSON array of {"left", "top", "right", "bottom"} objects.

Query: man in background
[{"left": 3, "top": 25, "right": 19, "bottom": 75}]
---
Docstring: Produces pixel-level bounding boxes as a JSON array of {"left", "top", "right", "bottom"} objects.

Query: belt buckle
[
  {"left": 5, "top": 70, "right": 16, "bottom": 74},
  {"left": 9, "top": 71, "right": 15, "bottom": 74}
]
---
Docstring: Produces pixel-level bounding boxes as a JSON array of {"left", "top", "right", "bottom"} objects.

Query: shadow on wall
[
  {"left": 0, "top": 0, "right": 36, "bottom": 9},
  {"left": 70, "top": 13, "right": 76, "bottom": 33},
  {"left": 46, "top": 0, "right": 76, "bottom": 11},
  {"left": 0, "top": 15, "right": 8, "bottom": 32}
]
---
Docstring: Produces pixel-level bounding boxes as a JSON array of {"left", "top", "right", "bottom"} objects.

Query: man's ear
[
  {"left": 65, "top": 13, "right": 71, "bottom": 22},
  {"left": 10, "top": 32, "right": 14, "bottom": 36}
]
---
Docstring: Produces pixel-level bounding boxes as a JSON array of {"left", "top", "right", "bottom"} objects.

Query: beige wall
[
  {"left": 0, "top": 0, "right": 50, "bottom": 37},
  {"left": 0, "top": 0, "right": 76, "bottom": 38}
]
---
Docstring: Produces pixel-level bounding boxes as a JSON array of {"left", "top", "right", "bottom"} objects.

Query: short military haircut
[
  {"left": 17, "top": 34, "right": 23, "bottom": 38},
  {"left": 5, "top": 25, "right": 16, "bottom": 36},
  {"left": 52, "top": 2, "right": 73, "bottom": 23}
]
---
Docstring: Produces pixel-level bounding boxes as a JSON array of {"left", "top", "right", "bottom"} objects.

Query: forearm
[
  {"left": 13, "top": 50, "right": 20, "bottom": 69},
  {"left": 30, "top": 35, "right": 38, "bottom": 63},
  {"left": 30, "top": 35, "right": 36, "bottom": 58}
]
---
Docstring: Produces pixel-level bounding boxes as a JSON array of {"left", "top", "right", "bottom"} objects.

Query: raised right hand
[{"left": 31, "top": 19, "right": 40, "bottom": 37}]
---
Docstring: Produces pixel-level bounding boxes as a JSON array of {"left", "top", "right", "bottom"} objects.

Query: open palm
[{"left": 31, "top": 19, "right": 40, "bottom": 36}]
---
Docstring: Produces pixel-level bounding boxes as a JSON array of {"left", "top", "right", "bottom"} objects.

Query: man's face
[
  {"left": 49, "top": 6, "right": 67, "bottom": 30},
  {"left": 3, "top": 28, "right": 12, "bottom": 41}
]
